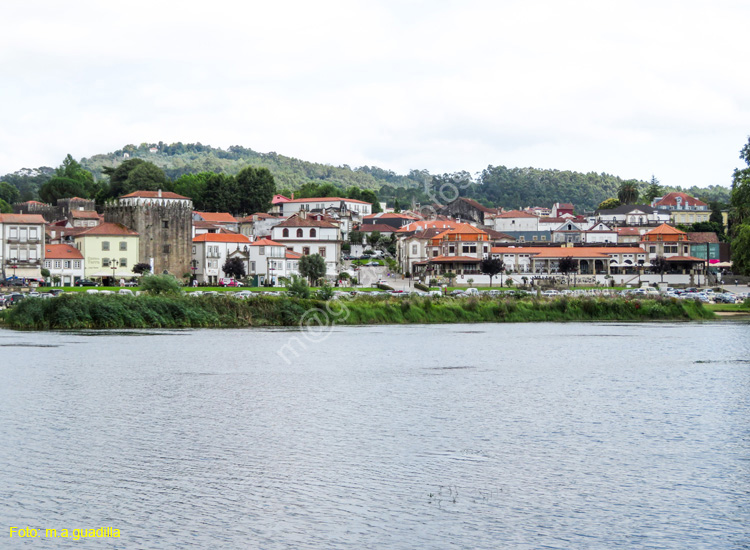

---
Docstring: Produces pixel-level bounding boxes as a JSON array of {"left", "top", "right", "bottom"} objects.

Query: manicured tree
[
  {"left": 299, "top": 253, "right": 327, "bottom": 285},
  {"left": 479, "top": 257, "right": 504, "bottom": 287},
  {"left": 650, "top": 255, "right": 670, "bottom": 283},
  {"left": 557, "top": 256, "right": 578, "bottom": 286},
  {"left": 222, "top": 257, "right": 246, "bottom": 280}
]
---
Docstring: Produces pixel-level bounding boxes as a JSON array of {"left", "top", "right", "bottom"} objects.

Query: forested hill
[{"left": 0, "top": 142, "right": 731, "bottom": 212}]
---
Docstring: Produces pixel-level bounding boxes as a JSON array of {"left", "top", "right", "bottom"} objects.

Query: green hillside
[{"left": 0, "top": 141, "right": 731, "bottom": 212}]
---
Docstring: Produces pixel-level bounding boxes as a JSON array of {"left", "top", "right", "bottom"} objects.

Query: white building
[
  {"left": 192, "top": 233, "right": 252, "bottom": 284},
  {"left": 244, "top": 238, "right": 300, "bottom": 285},
  {"left": 43, "top": 244, "right": 84, "bottom": 286},
  {"left": 279, "top": 197, "right": 372, "bottom": 220},
  {"left": 271, "top": 213, "right": 341, "bottom": 276},
  {"left": 490, "top": 210, "right": 539, "bottom": 232},
  {"left": 0, "top": 213, "right": 46, "bottom": 282}
]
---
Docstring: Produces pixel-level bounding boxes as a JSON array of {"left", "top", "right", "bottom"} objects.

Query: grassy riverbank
[{"left": 0, "top": 293, "right": 714, "bottom": 330}]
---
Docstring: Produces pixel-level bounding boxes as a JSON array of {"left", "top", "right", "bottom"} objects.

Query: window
[
  {"left": 29, "top": 249, "right": 37, "bottom": 260},
  {"left": 519, "top": 236, "right": 525, "bottom": 242},
  {"left": 102, "top": 241, "right": 110, "bottom": 251},
  {"left": 20, "top": 228, "right": 27, "bottom": 242},
  {"left": 532, "top": 236, "right": 538, "bottom": 241},
  {"left": 102, "top": 258, "right": 110, "bottom": 267},
  {"left": 541, "top": 235, "right": 547, "bottom": 241},
  {"left": 310, "top": 228, "right": 317, "bottom": 238},
  {"left": 283, "top": 228, "right": 289, "bottom": 238},
  {"left": 163, "top": 244, "right": 170, "bottom": 254},
  {"left": 432, "top": 250, "right": 438, "bottom": 257},
  {"left": 20, "top": 249, "right": 28, "bottom": 260},
  {"left": 649, "top": 246, "right": 656, "bottom": 254},
  {"left": 192, "top": 246, "right": 196, "bottom": 254},
  {"left": 120, "top": 258, "right": 127, "bottom": 267},
  {"left": 120, "top": 242, "right": 127, "bottom": 251},
  {"left": 9, "top": 228, "right": 17, "bottom": 239},
  {"left": 63, "top": 261, "right": 71, "bottom": 269},
  {"left": 319, "top": 247, "right": 326, "bottom": 258},
  {"left": 296, "top": 229, "right": 303, "bottom": 238},
  {"left": 411, "top": 244, "right": 418, "bottom": 255},
  {"left": 44, "top": 260, "right": 51, "bottom": 269},
  {"left": 74, "top": 261, "right": 81, "bottom": 269},
  {"left": 29, "top": 228, "right": 38, "bottom": 240},
  {"left": 250, "top": 262, "right": 256, "bottom": 272},
  {"left": 162, "top": 220, "right": 169, "bottom": 229},
  {"left": 259, "top": 246, "right": 265, "bottom": 255},
  {"left": 54, "top": 260, "right": 61, "bottom": 269},
  {"left": 303, "top": 247, "right": 310, "bottom": 255}
]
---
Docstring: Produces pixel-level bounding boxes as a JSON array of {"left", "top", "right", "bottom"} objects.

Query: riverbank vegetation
[{"left": 1, "top": 293, "right": 714, "bottom": 330}]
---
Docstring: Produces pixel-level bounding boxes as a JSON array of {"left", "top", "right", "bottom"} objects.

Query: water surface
[{"left": 1, "top": 322, "right": 749, "bottom": 549}]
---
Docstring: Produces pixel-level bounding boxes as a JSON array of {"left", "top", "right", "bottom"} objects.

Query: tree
[
  {"left": 55, "top": 154, "right": 97, "bottom": 197},
  {"left": 366, "top": 231, "right": 381, "bottom": 248},
  {"left": 102, "top": 158, "right": 169, "bottom": 200},
  {"left": 557, "top": 256, "right": 578, "bottom": 286},
  {"left": 617, "top": 181, "right": 639, "bottom": 204},
  {"left": 444, "top": 271, "right": 457, "bottom": 286},
  {"left": 731, "top": 137, "right": 750, "bottom": 230},
  {"left": 222, "top": 257, "right": 246, "bottom": 280},
  {"left": 348, "top": 230, "right": 363, "bottom": 244},
  {"left": 479, "top": 258, "right": 504, "bottom": 287},
  {"left": 235, "top": 166, "right": 275, "bottom": 215},
  {"left": 141, "top": 274, "right": 182, "bottom": 295},
  {"left": 360, "top": 189, "right": 381, "bottom": 213},
  {"left": 650, "top": 255, "right": 670, "bottom": 283},
  {"left": 286, "top": 275, "right": 311, "bottom": 298},
  {"left": 299, "top": 253, "right": 326, "bottom": 285},
  {"left": 393, "top": 198, "right": 401, "bottom": 213},
  {"left": 0, "top": 182, "right": 20, "bottom": 205},
  {"left": 174, "top": 172, "right": 212, "bottom": 210},
  {"left": 644, "top": 175, "right": 661, "bottom": 204},
  {"left": 39, "top": 177, "right": 87, "bottom": 204},
  {"left": 598, "top": 198, "right": 621, "bottom": 210},
  {"left": 0, "top": 198, "right": 11, "bottom": 213},
  {"left": 201, "top": 173, "right": 237, "bottom": 213},
  {"left": 132, "top": 262, "right": 152, "bottom": 275},
  {"left": 731, "top": 224, "right": 750, "bottom": 275}
]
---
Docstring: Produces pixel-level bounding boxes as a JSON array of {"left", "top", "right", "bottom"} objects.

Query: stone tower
[{"left": 104, "top": 190, "right": 193, "bottom": 276}]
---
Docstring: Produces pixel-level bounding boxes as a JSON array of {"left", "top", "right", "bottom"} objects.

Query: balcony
[{"left": 4, "top": 259, "right": 40, "bottom": 266}]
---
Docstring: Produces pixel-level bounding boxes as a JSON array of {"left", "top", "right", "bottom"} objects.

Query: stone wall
[{"left": 105, "top": 203, "right": 193, "bottom": 276}]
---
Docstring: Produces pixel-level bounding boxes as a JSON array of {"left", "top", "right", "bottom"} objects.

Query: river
[{"left": 1, "top": 321, "right": 749, "bottom": 549}]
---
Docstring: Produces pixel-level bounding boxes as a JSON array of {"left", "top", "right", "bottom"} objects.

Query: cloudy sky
[{"left": 2, "top": 0, "right": 749, "bottom": 188}]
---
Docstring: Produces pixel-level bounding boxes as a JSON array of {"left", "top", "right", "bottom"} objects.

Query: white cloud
[{"left": 1, "top": 0, "right": 748, "bottom": 190}]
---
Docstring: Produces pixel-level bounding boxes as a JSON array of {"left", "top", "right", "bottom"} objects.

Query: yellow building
[{"left": 74, "top": 222, "right": 140, "bottom": 282}]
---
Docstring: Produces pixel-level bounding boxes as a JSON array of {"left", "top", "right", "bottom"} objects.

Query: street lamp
[
  {"left": 191, "top": 259, "right": 198, "bottom": 281},
  {"left": 110, "top": 259, "right": 119, "bottom": 286}
]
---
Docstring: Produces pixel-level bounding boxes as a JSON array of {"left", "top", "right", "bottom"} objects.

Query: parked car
[
  {"left": 118, "top": 288, "right": 135, "bottom": 296},
  {"left": 219, "top": 278, "right": 243, "bottom": 287},
  {"left": 464, "top": 287, "right": 479, "bottom": 296},
  {"left": 4, "top": 293, "right": 26, "bottom": 306},
  {"left": 75, "top": 279, "right": 99, "bottom": 287}
]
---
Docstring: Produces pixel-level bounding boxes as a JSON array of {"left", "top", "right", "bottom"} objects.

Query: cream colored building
[
  {"left": 74, "top": 222, "right": 140, "bottom": 282},
  {"left": 0, "top": 213, "right": 46, "bottom": 282}
]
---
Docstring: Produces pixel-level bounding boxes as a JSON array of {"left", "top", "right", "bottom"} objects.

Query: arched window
[
  {"left": 282, "top": 228, "right": 289, "bottom": 238},
  {"left": 310, "top": 228, "right": 316, "bottom": 238},
  {"left": 296, "top": 228, "right": 303, "bottom": 238}
]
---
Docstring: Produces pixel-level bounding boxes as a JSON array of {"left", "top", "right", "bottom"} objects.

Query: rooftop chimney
[{"left": 158, "top": 189, "right": 162, "bottom": 198}]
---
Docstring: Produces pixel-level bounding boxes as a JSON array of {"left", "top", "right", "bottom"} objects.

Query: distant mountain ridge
[{"left": 0, "top": 141, "right": 731, "bottom": 212}]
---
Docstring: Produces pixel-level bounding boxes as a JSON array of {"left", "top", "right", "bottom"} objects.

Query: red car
[{"left": 219, "top": 278, "right": 243, "bottom": 287}]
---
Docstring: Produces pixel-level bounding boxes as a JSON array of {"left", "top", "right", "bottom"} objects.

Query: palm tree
[{"left": 618, "top": 181, "right": 639, "bottom": 204}]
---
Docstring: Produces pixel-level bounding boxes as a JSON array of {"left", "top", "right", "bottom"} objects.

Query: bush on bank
[{"left": 2, "top": 293, "right": 714, "bottom": 330}]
